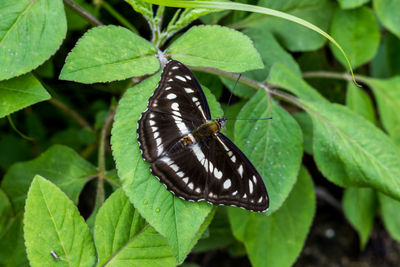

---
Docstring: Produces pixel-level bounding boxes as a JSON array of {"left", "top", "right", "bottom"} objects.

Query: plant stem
[
  {"left": 102, "top": 1, "right": 138, "bottom": 33},
  {"left": 96, "top": 109, "right": 115, "bottom": 207},
  {"left": 63, "top": 0, "right": 103, "bottom": 26},
  {"left": 49, "top": 98, "right": 93, "bottom": 130},
  {"left": 302, "top": 71, "right": 369, "bottom": 84}
]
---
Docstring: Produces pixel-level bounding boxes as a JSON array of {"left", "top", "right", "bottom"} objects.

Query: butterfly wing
[
  {"left": 138, "top": 60, "right": 212, "bottom": 162},
  {"left": 151, "top": 133, "right": 269, "bottom": 212},
  {"left": 204, "top": 133, "right": 269, "bottom": 211}
]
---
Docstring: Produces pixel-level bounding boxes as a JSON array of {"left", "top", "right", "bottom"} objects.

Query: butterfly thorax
[{"left": 192, "top": 118, "right": 226, "bottom": 141}]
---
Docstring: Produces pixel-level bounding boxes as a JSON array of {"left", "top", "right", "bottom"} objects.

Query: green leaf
[
  {"left": 0, "top": 0, "right": 67, "bottom": 81},
  {"left": 373, "top": 0, "right": 400, "bottom": 39},
  {"left": 125, "top": 0, "right": 153, "bottom": 22},
  {"left": 1, "top": 145, "right": 97, "bottom": 213},
  {"left": 342, "top": 188, "right": 377, "bottom": 249},
  {"left": 386, "top": 33, "right": 400, "bottom": 76},
  {"left": 345, "top": 82, "right": 376, "bottom": 124},
  {"left": 220, "top": 30, "right": 301, "bottom": 99},
  {"left": 292, "top": 112, "right": 314, "bottom": 155},
  {"left": 363, "top": 77, "right": 400, "bottom": 144},
  {"left": 193, "top": 208, "right": 235, "bottom": 253},
  {"left": 94, "top": 189, "right": 176, "bottom": 266},
  {"left": 241, "top": 0, "right": 336, "bottom": 52},
  {"left": 60, "top": 25, "right": 159, "bottom": 83},
  {"left": 111, "top": 73, "right": 221, "bottom": 263},
  {"left": 0, "top": 189, "right": 13, "bottom": 234},
  {"left": 268, "top": 63, "right": 327, "bottom": 102},
  {"left": 337, "top": 0, "right": 370, "bottom": 9},
  {"left": 229, "top": 166, "right": 315, "bottom": 267},
  {"left": 0, "top": 214, "right": 28, "bottom": 267},
  {"left": 379, "top": 193, "right": 400, "bottom": 242},
  {"left": 0, "top": 73, "right": 50, "bottom": 118},
  {"left": 302, "top": 100, "right": 400, "bottom": 201},
  {"left": 0, "top": 134, "right": 32, "bottom": 170},
  {"left": 167, "top": 25, "right": 263, "bottom": 72},
  {"left": 24, "top": 175, "right": 95, "bottom": 267},
  {"left": 235, "top": 90, "right": 303, "bottom": 213},
  {"left": 329, "top": 7, "right": 380, "bottom": 68}
]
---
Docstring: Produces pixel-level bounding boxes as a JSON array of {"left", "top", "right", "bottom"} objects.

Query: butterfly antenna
[
  {"left": 223, "top": 74, "right": 242, "bottom": 118},
  {"left": 225, "top": 118, "right": 272, "bottom": 121}
]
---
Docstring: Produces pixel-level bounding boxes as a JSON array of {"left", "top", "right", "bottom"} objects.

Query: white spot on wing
[
  {"left": 177, "top": 171, "right": 184, "bottom": 177},
  {"left": 214, "top": 168, "right": 222, "bottom": 179},
  {"left": 188, "top": 182, "right": 194, "bottom": 190},
  {"left": 185, "top": 88, "right": 195, "bottom": 93},
  {"left": 232, "top": 190, "right": 238, "bottom": 196},
  {"left": 167, "top": 93, "right": 177, "bottom": 99},
  {"left": 171, "top": 66, "right": 178, "bottom": 70},
  {"left": 151, "top": 126, "right": 158, "bottom": 132},
  {"left": 253, "top": 175, "right": 257, "bottom": 184},
  {"left": 192, "top": 97, "right": 198, "bottom": 102},
  {"left": 258, "top": 196, "right": 263, "bottom": 203},
  {"left": 249, "top": 180, "right": 253, "bottom": 194},
  {"left": 156, "top": 138, "right": 161, "bottom": 146},
  {"left": 195, "top": 188, "right": 201, "bottom": 193},
  {"left": 223, "top": 179, "right": 231, "bottom": 189},
  {"left": 175, "top": 75, "right": 186, "bottom": 82},
  {"left": 165, "top": 86, "right": 172, "bottom": 90},
  {"left": 238, "top": 165, "right": 244, "bottom": 177},
  {"left": 171, "top": 102, "right": 179, "bottom": 111},
  {"left": 153, "top": 131, "right": 159, "bottom": 138},
  {"left": 231, "top": 155, "right": 236, "bottom": 163},
  {"left": 185, "top": 75, "right": 191, "bottom": 80},
  {"left": 183, "top": 177, "right": 189, "bottom": 184},
  {"left": 170, "top": 164, "right": 179, "bottom": 172},
  {"left": 149, "top": 120, "right": 155, "bottom": 126}
]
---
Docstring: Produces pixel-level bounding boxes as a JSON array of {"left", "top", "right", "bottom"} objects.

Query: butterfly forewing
[{"left": 137, "top": 60, "right": 269, "bottom": 212}]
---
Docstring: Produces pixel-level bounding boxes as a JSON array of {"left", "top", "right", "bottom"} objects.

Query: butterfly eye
[{"left": 137, "top": 60, "right": 269, "bottom": 212}]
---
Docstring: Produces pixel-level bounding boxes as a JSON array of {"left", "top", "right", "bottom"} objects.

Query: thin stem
[
  {"left": 96, "top": 109, "right": 115, "bottom": 207},
  {"left": 63, "top": 0, "right": 103, "bottom": 26},
  {"left": 49, "top": 98, "right": 93, "bottom": 130},
  {"left": 302, "top": 71, "right": 369, "bottom": 84},
  {"left": 102, "top": 1, "right": 138, "bottom": 33}
]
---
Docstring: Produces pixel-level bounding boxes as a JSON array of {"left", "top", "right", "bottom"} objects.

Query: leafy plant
[{"left": 1, "top": 0, "right": 400, "bottom": 266}]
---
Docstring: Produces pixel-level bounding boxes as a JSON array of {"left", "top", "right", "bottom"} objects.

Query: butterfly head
[{"left": 215, "top": 118, "right": 227, "bottom": 129}]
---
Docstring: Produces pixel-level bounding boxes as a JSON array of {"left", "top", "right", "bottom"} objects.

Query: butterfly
[{"left": 137, "top": 60, "right": 269, "bottom": 212}]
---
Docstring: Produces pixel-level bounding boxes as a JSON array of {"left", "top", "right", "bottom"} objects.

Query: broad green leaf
[
  {"left": 229, "top": 166, "right": 315, "bottom": 267},
  {"left": 0, "top": 214, "right": 28, "bottom": 267},
  {"left": 268, "top": 63, "right": 327, "bottom": 102},
  {"left": 193, "top": 208, "right": 235, "bottom": 253},
  {"left": 302, "top": 100, "right": 400, "bottom": 201},
  {"left": 0, "top": 134, "right": 32, "bottom": 170},
  {"left": 379, "top": 193, "right": 400, "bottom": 242},
  {"left": 60, "top": 25, "right": 159, "bottom": 83},
  {"left": 167, "top": 25, "right": 263, "bottom": 72},
  {"left": 0, "top": 0, "right": 67, "bottom": 80},
  {"left": 345, "top": 82, "right": 376, "bottom": 124},
  {"left": 125, "top": 0, "right": 153, "bottom": 21},
  {"left": 386, "top": 33, "right": 400, "bottom": 76},
  {"left": 24, "top": 175, "right": 95, "bottom": 267},
  {"left": 292, "top": 112, "right": 313, "bottom": 155},
  {"left": 0, "top": 73, "right": 50, "bottom": 118},
  {"left": 1, "top": 145, "right": 97, "bottom": 212},
  {"left": 329, "top": 7, "right": 380, "bottom": 68},
  {"left": 241, "top": 0, "right": 336, "bottom": 52},
  {"left": 94, "top": 189, "right": 175, "bottom": 266},
  {"left": 373, "top": 0, "right": 400, "bottom": 39},
  {"left": 342, "top": 188, "right": 377, "bottom": 249},
  {"left": 111, "top": 73, "right": 221, "bottom": 263},
  {"left": 220, "top": 30, "right": 301, "bottom": 99},
  {"left": 337, "top": 0, "right": 370, "bottom": 9},
  {"left": 0, "top": 189, "right": 13, "bottom": 234},
  {"left": 235, "top": 90, "right": 303, "bottom": 213},
  {"left": 363, "top": 77, "right": 400, "bottom": 144}
]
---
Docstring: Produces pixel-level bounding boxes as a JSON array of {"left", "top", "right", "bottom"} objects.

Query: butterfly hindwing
[{"left": 206, "top": 133, "right": 269, "bottom": 211}]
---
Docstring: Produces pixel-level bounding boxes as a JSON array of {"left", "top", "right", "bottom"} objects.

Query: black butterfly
[{"left": 137, "top": 60, "right": 269, "bottom": 212}]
